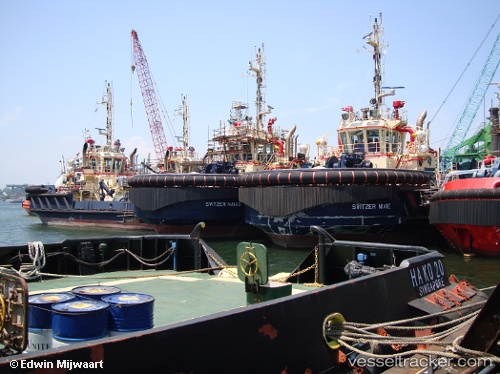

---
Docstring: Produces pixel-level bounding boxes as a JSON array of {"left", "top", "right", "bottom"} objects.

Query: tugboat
[
  {"left": 203, "top": 44, "right": 308, "bottom": 173},
  {"left": 240, "top": 14, "right": 440, "bottom": 248},
  {"left": 0, "top": 223, "right": 494, "bottom": 373},
  {"left": 429, "top": 155, "right": 500, "bottom": 257},
  {"left": 429, "top": 101, "right": 500, "bottom": 257},
  {"left": 25, "top": 82, "right": 152, "bottom": 230},
  {"left": 128, "top": 44, "right": 305, "bottom": 237}
]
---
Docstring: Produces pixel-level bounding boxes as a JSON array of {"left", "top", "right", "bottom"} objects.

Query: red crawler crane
[{"left": 131, "top": 29, "right": 168, "bottom": 162}]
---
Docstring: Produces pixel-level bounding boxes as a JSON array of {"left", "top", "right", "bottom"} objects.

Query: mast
[
  {"left": 249, "top": 44, "right": 271, "bottom": 132},
  {"left": 99, "top": 81, "right": 113, "bottom": 147},
  {"left": 177, "top": 95, "right": 190, "bottom": 158},
  {"left": 364, "top": 14, "right": 383, "bottom": 110}
]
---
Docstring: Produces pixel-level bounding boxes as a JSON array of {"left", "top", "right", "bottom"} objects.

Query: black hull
[
  {"left": 129, "top": 180, "right": 253, "bottom": 238},
  {"left": 127, "top": 170, "right": 433, "bottom": 246},
  {"left": 0, "top": 228, "right": 487, "bottom": 372},
  {"left": 241, "top": 183, "right": 433, "bottom": 248},
  {"left": 258, "top": 220, "right": 444, "bottom": 248},
  {"left": 8, "top": 251, "right": 485, "bottom": 373}
]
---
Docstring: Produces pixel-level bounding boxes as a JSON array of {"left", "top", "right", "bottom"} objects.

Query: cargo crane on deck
[
  {"left": 440, "top": 32, "right": 500, "bottom": 172},
  {"left": 131, "top": 30, "right": 169, "bottom": 164}
]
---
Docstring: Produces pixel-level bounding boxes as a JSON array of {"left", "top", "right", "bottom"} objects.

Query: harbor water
[{"left": 0, "top": 201, "right": 498, "bottom": 289}]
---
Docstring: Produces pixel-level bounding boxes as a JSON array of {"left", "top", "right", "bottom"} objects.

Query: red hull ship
[{"left": 429, "top": 158, "right": 500, "bottom": 256}]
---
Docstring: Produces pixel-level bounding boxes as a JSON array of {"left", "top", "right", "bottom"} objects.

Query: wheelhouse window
[
  {"left": 339, "top": 132, "right": 349, "bottom": 151},
  {"left": 104, "top": 158, "right": 112, "bottom": 172},
  {"left": 113, "top": 158, "right": 123, "bottom": 172},
  {"left": 386, "top": 131, "right": 402, "bottom": 153},
  {"left": 367, "top": 129, "right": 380, "bottom": 153},
  {"left": 349, "top": 131, "right": 365, "bottom": 153}
]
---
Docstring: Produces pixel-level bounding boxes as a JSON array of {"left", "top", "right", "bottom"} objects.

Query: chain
[
  {"left": 202, "top": 243, "right": 238, "bottom": 277},
  {"left": 272, "top": 246, "right": 322, "bottom": 287},
  {"left": 305, "top": 246, "right": 323, "bottom": 287}
]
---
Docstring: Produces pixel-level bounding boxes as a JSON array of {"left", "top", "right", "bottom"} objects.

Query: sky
[{"left": 1, "top": 0, "right": 499, "bottom": 188}]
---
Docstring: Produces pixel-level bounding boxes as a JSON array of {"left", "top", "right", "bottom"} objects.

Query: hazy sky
[{"left": 1, "top": 0, "right": 499, "bottom": 187}]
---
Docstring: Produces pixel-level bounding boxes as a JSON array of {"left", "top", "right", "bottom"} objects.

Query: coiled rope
[
  {"left": 324, "top": 300, "right": 500, "bottom": 363},
  {"left": 12, "top": 241, "right": 47, "bottom": 280}
]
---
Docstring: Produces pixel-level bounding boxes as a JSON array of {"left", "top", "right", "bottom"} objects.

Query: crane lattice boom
[
  {"left": 441, "top": 33, "right": 500, "bottom": 171},
  {"left": 131, "top": 30, "right": 168, "bottom": 162}
]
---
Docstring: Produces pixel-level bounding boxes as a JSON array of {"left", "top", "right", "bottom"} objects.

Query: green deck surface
[{"left": 28, "top": 269, "right": 312, "bottom": 327}]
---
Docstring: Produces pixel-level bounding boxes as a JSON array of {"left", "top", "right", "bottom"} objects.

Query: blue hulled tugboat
[
  {"left": 25, "top": 82, "right": 152, "bottom": 230},
  {"left": 128, "top": 44, "right": 305, "bottom": 238},
  {"left": 239, "top": 14, "right": 440, "bottom": 248}
]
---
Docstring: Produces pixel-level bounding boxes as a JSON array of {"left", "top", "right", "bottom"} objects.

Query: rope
[
  {"left": 1, "top": 240, "right": 236, "bottom": 282},
  {"left": 323, "top": 299, "right": 500, "bottom": 365},
  {"left": 480, "top": 285, "right": 497, "bottom": 292},
  {"left": 338, "top": 335, "right": 500, "bottom": 363},
  {"left": 118, "top": 247, "right": 174, "bottom": 267},
  {"left": 337, "top": 316, "right": 476, "bottom": 347},
  {"left": 338, "top": 337, "right": 467, "bottom": 360},
  {"left": 36, "top": 266, "right": 226, "bottom": 280},
  {"left": 336, "top": 309, "right": 480, "bottom": 339},
  {"left": 201, "top": 242, "right": 238, "bottom": 277},
  {"left": 7, "top": 241, "right": 47, "bottom": 280},
  {"left": 451, "top": 335, "right": 500, "bottom": 359},
  {"left": 13, "top": 246, "right": 176, "bottom": 269},
  {"left": 338, "top": 300, "right": 486, "bottom": 330}
]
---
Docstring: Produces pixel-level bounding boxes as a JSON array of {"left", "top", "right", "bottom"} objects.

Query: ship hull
[
  {"left": 127, "top": 170, "right": 435, "bottom": 245},
  {"left": 429, "top": 179, "right": 500, "bottom": 256},
  {"left": 134, "top": 200, "right": 264, "bottom": 238},
  {"left": 241, "top": 183, "right": 433, "bottom": 248},
  {"left": 253, "top": 219, "right": 441, "bottom": 248},
  {"left": 128, "top": 179, "right": 264, "bottom": 238},
  {"left": 28, "top": 194, "right": 151, "bottom": 230},
  {"left": 0, "top": 238, "right": 486, "bottom": 373},
  {"left": 433, "top": 223, "right": 500, "bottom": 256}
]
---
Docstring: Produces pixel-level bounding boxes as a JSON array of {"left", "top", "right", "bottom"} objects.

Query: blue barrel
[
  {"left": 101, "top": 293, "right": 155, "bottom": 332},
  {"left": 28, "top": 293, "right": 75, "bottom": 329},
  {"left": 71, "top": 285, "right": 121, "bottom": 300},
  {"left": 51, "top": 300, "right": 109, "bottom": 341}
]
